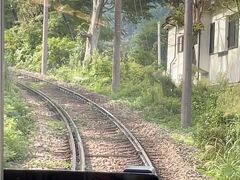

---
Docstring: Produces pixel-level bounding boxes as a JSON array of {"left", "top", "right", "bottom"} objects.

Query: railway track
[
  {"left": 15, "top": 72, "right": 156, "bottom": 174},
  {"left": 17, "top": 82, "right": 85, "bottom": 171}
]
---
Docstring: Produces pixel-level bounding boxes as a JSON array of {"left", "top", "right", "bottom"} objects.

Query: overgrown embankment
[
  {"left": 4, "top": 82, "right": 32, "bottom": 165},
  {"left": 52, "top": 58, "right": 181, "bottom": 129},
  {"left": 193, "top": 81, "right": 240, "bottom": 179},
  {"left": 52, "top": 59, "right": 240, "bottom": 179}
]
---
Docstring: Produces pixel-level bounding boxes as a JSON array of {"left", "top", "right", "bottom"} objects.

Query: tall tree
[
  {"left": 181, "top": 0, "right": 193, "bottom": 128},
  {"left": 112, "top": 0, "right": 121, "bottom": 92},
  {"left": 84, "top": 0, "right": 105, "bottom": 62},
  {"left": 83, "top": 0, "right": 162, "bottom": 63},
  {"left": 41, "top": 0, "right": 49, "bottom": 74}
]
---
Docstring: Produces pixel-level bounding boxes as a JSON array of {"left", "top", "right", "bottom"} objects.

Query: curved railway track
[
  {"left": 17, "top": 82, "right": 85, "bottom": 171},
  {"left": 15, "top": 71, "right": 156, "bottom": 175}
]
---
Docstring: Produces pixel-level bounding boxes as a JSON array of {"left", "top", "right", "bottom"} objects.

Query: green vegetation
[
  {"left": 4, "top": 0, "right": 240, "bottom": 178},
  {"left": 6, "top": 14, "right": 240, "bottom": 178},
  {"left": 47, "top": 120, "right": 68, "bottom": 136},
  {"left": 53, "top": 59, "right": 240, "bottom": 179},
  {"left": 193, "top": 81, "right": 240, "bottom": 179},
  {"left": 4, "top": 83, "right": 32, "bottom": 164},
  {"left": 5, "top": 21, "right": 84, "bottom": 72}
]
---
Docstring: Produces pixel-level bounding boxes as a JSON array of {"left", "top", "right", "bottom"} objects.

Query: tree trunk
[
  {"left": 181, "top": 0, "right": 206, "bottom": 128},
  {"left": 84, "top": 0, "right": 104, "bottom": 63},
  {"left": 112, "top": 0, "right": 121, "bottom": 92},
  {"left": 41, "top": 0, "right": 49, "bottom": 75},
  {"left": 181, "top": 0, "right": 193, "bottom": 128}
]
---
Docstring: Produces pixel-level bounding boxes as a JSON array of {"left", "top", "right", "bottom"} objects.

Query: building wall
[
  {"left": 167, "top": 9, "right": 240, "bottom": 84},
  {"left": 167, "top": 27, "right": 176, "bottom": 75},
  {"left": 199, "top": 13, "right": 211, "bottom": 72},
  {"left": 209, "top": 9, "right": 240, "bottom": 83},
  {"left": 167, "top": 18, "right": 210, "bottom": 84},
  {"left": 167, "top": 27, "right": 184, "bottom": 84}
]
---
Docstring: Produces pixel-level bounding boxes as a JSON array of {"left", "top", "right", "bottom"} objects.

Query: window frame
[
  {"left": 228, "top": 15, "right": 239, "bottom": 50},
  {"left": 209, "top": 22, "right": 215, "bottom": 54},
  {"left": 177, "top": 35, "right": 184, "bottom": 53}
]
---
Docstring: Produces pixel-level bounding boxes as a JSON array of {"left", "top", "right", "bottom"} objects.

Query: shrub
[
  {"left": 5, "top": 18, "right": 85, "bottom": 72},
  {"left": 124, "top": 20, "right": 158, "bottom": 66},
  {"left": 35, "top": 37, "right": 76, "bottom": 70},
  {"left": 193, "top": 81, "right": 240, "bottom": 178},
  {"left": 4, "top": 117, "right": 28, "bottom": 162},
  {"left": 4, "top": 84, "right": 32, "bottom": 163},
  {"left": 5, "top": 21, "right": 42, "bottom": 66}
]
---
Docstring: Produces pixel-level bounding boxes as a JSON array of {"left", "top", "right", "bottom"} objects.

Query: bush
[
  {"left": 4, "top": 84, "right": 32, "bottom": 163},
  {"left": 122, "top": 20, "right": 159, "bottom": 66},
  {"left": 32, "top": 37, "right": 77, "bottom": 71},
  {"left": 193, "top": 81, "right": 240, "bottom": 178},
  {"left": 4, "top": 117, "right": 28, "bottom": 162},
  {"left": 52, "top": 53, "right": 112, "bottom": 94},
  {"left": 5, "top": 21, "right": 42, "bottom": 66},
  {"left": 127, "top": 49, "right": 156, "bottom": 66},
  {"left": 5, "top": 19, "right": 85, "bottom": 72}
]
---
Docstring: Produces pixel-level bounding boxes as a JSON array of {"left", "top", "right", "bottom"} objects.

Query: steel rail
[
  {"left": 16, "top": 82, "right": 85, "bottom": 171},
  {"left": 56, "top": 85, "right": 155, "bottom": 168},
  {"left": 0, "top": 0, "right": 4, "bottom": 179},
  {"left": 17, "top": 72, "right": 155, "bottom": 172}
]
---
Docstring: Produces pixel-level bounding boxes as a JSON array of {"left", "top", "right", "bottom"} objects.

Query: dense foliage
[
  {"left": 193, "top": 81, "right": 240, "bottom": 179},
  {"left": 5, "top": 20, "right": 84, "bottom": 72},
  {"left": 4, "top": 82, "right": 32, "bottom": 164},
  {"left": 126, "top": 20, "right": 158, "bottom": 66}
]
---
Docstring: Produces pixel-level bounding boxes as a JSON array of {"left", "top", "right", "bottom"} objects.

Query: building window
[
  {"left": 177, "top": 35, "right": 184, "bottom": 52},
  {"left": 228, "top": 15, "right": 239, "bottom": 49},
  {"left": 209, "top": 23, "right": 215, "bottom": 54}
]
